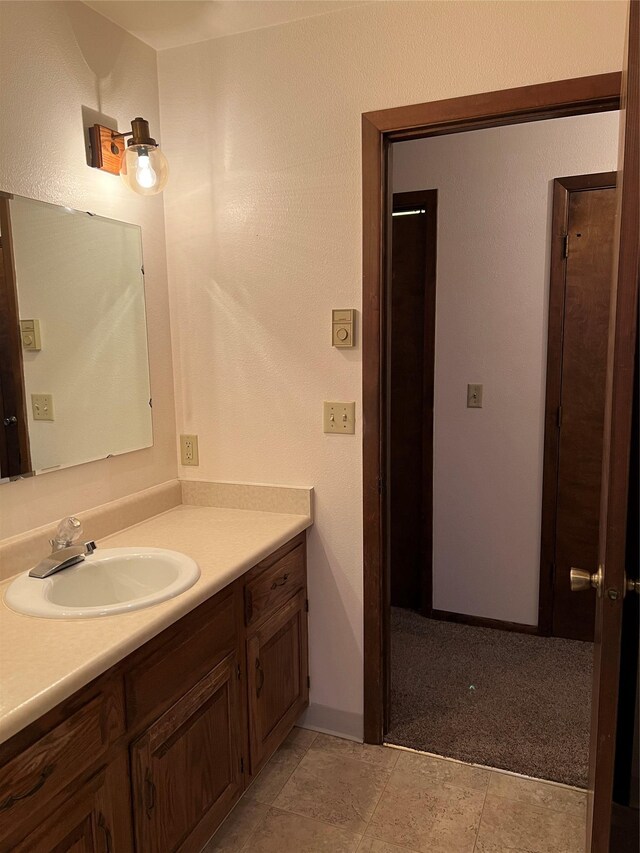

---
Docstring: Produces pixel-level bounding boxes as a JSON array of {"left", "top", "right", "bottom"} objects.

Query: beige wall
[
  {"left": 0, "top": 2, "right": 177, "bottom": 540},
  {"left": 393, "top": 112, "right": 620, "bottom": 627},
  {"left": 158, "top": 1, "right": 626, "bottom": 736}
]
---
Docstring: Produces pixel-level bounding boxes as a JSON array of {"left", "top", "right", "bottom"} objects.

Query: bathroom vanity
[{"left": 0, "top": 518, "right": 309, "bottom": 852}]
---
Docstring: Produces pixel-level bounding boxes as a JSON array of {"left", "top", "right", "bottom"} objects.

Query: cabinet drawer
[
  {"left": 244, "top": 542, "right": 305, "bottom": 627},
  {"left": 0, "top": 684, "right": 124, "bottom": 839},
  {"left": 10, "top": 755, "right": 132, "bottom": 853},
  {"left": 125, "top": 588, "right": 236, "bottom": 728}
]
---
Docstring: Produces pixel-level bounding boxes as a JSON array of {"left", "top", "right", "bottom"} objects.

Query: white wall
[
  {"left": 0, "top": 2, "right": 177, "bottom": 539},
  {"left": 393, "top": 112, "right": 620, "bottom": 626},
  {"left": 158, "top": 2, "right": 626, "bottom": 736}
]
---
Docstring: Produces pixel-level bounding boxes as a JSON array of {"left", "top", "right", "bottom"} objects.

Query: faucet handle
[{"left": 50, "top": 516, "right": 83, "bottom": 551}]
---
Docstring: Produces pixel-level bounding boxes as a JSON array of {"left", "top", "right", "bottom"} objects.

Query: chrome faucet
[{"left": 29, "top": 517, "right": 97, "bottom": 579}]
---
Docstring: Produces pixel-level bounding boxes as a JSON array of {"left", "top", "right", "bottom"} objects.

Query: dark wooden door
[
  {"left": 130, "top": 654, "right": 243, "bottom": 853},
  {"left": 587, "top": 2, "right": 639, "bottom": 850},
  {"left": 389, "top": 190, "right": 437, "bottom": 614},
  {"left": 541, "top": 174, "right": 617, "bottom": 642},
  {"left": 12, "top": 759, "right": 131, "bottom": 853},
  {"left": 246, "top": 589, "right": 309, "bottom": 773},
  {"left": 0, "top": 197, "right": 31, "bottom": 478}
]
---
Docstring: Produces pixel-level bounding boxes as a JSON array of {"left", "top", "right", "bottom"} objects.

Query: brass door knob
[
  {"left": 626, "top": 577, "right": 640, "bottom": 595},
  {"left": 570, "top": 566, "right": 603, "bottom": 593}
]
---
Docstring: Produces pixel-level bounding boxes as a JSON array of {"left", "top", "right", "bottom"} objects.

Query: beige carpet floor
[{"left": 387, "top": 607, "right": 593, "bottom": 787}]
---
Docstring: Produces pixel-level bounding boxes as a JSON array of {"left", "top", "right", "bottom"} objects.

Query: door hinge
[
  {"left": 378, "top": 476, "right": 384, "bottom": 495},
  {"left": 562, "top": 234, "right": 569, "bottom": 259},
  {"left": 557, "top": 405, "right": 563, "bottom": 428},
  {"left": 305, "top": 598, "right": 309, "bottom": 613},
  {"left": 236, "top": 663, "right": 241, "bottom": 680},
  {"left": 307, "top": 675, "right": 311, "bottom": 688}
]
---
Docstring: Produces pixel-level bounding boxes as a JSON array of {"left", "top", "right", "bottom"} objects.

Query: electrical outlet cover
[{"left": 180, "top": 434, "right": 199, "bottom": 466}]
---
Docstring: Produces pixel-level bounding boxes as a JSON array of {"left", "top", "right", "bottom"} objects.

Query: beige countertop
[{"left": 0, "top": 504, "right": 312, "bottom": 745}]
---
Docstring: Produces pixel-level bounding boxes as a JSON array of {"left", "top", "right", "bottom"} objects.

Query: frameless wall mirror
[{"left": 0, "top": 193, "right": 152, "bottom": 482}]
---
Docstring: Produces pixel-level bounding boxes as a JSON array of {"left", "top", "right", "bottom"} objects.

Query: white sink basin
[{"left": 4, "top": 548, "right": 201, "bottom": 619}]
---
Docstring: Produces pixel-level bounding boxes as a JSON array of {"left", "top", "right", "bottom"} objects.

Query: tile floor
[{"left": 202, "top": 727, "right": 587, "bottom": 853}]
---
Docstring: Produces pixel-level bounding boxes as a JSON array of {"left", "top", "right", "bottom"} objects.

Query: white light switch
[
  {"left": 31, "top": 394, "right": 54, "bottom": 421},
  {"left": 323, "top": 401, "right": 355, "bottom": 434},
  {"left": 467, "top": 384, "right": 483, "bottom": 408}
]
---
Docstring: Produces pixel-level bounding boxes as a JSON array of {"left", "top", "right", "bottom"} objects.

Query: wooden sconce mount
[{"left": 88, "top": 124, "right": 126, "bottom": 176}]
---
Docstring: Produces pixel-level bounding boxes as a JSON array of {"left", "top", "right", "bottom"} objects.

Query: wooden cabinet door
[
  {"left": 10, "top": 757, "right": 131, "bottom": 853},
  {"left": 247, "top": 589, "right": 309, "bottom": 772},
  {"left": 130, "top": 653, "right": 243, "bottom": 853}
]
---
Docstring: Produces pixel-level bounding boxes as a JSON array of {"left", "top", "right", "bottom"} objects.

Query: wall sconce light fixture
[{"left": 89, "top": 117, "right": 169, "bottom": 196}]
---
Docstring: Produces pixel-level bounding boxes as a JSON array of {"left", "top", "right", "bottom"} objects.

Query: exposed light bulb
[
  {"left": 119, "top": 133, "right": 169, "bottom": 196},
  {"left": 135, "top": 150, "right": 157, "bottom": 189}
]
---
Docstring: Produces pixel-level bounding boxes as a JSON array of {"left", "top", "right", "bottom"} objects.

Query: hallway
[{"left": 387, "top": 608, "right": 593, "bottom": 787}]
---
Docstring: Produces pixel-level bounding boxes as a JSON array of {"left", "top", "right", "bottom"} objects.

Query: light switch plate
[
  {"left": 323, "top": 401, "right": 356, "bottom": 434},
  {"left": 180, "top": 434, "right": 199, "bottom": 465},
  {"left": 31, "top": 393, "right": 54, "bottom": 421},
  {"left": 467, "top": 384, "right": 483, "bottom": 408}
]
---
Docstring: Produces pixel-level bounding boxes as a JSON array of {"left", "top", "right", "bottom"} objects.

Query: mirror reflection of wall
[{"left": 0, "top": 194, "right": 153, "bottom": 481}]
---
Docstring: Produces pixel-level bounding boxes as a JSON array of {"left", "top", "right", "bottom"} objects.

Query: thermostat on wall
[
  {"left": 20, "top": 319, "right": 41, "bottom": 351},
  {"left": 332, "top": 309, "right": 355, "bottom": 348}
]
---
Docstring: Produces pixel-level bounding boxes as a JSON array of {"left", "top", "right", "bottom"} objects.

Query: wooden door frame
[
  {"left": 390, "top": 188, "right": 437, "bottom": 619},
  {"left": 362, "top": 72, "right": 622, "bottom": 746},
  {"left": 589, "top": 2, "right": 639, "bottom": 847},
  {"left": 538, "top": 171, "right": 618, "bottom": 638},
  {"left": 0, "top": 196, "right": 31, "bottom": 478}
]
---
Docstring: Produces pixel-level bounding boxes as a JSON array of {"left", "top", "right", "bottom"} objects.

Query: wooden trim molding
[
  {"left": 365, "top": 73, "right": 621, "bottom": 138},
  {"left": 0, "top": 198, "right": 31, "bottom": 477},
  {"left": 431, "top": 609, "right": 539, "bottom": 636},
  {"left": 589, "top": 3, "right": 639, "bottom": 849},
  {"left": 362, "top": 73, "right": 622, "bottom": 745}
]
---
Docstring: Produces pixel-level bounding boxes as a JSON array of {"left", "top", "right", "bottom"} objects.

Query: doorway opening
[
  {"left": 362, "top": 63, "right": 639, "bottom": 852},
  {"left": 539, "top": 172, "right": 618, "bottom": 642},
  {"left": 385, "top": 118, "right": 619, "bottom": 787},
  {"left": 389, "top": 189, "right": 436, "bottom": 619}
]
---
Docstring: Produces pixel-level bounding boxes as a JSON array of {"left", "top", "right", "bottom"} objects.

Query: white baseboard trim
[{"left": 298, "top": 703, "right": 363, "bottom": 742}]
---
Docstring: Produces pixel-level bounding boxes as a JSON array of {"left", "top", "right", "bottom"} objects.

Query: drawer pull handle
[
  {"left": 271, "top": 573, "right": 289, "bottom": 590},
  {"left": 0, "top": 764, "right": 54, "bottom": 811},
  {"left": 98, "top": 812, "right": 113, "bottom": 853},
  {"left": 145, "top": 771, "right": 156, "bottom": 818},
  {"left": 255, "top": 657, "right": 265, "bottom": 698},
  {"left": 245, "top": 589, "right": 254, "bottom": 623}
]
